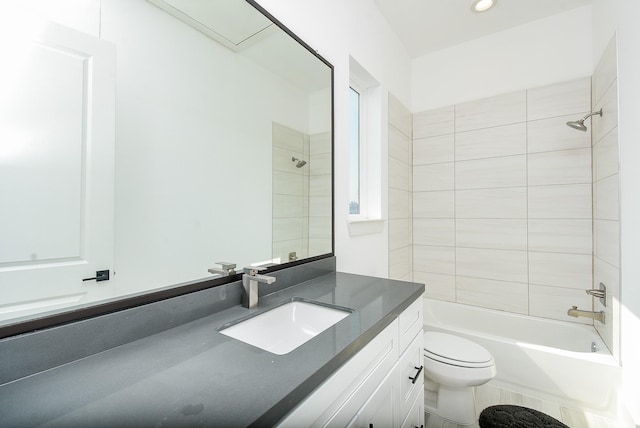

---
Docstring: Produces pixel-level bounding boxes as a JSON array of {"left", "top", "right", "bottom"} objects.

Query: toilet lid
[{"left": 424, "top": 331, "right": 494, "bottom": 367}]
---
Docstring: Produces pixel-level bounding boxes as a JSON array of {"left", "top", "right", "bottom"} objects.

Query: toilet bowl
[{"left": 424, "top": 331, "right": 496, "bottom": 425}]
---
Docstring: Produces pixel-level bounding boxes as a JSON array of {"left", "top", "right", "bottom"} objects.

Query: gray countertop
[{"left": 0, "top": 272, "right": 423, "bottom": 427}]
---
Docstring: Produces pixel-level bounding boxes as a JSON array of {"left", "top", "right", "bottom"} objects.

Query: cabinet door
[
  {"left": 400, "top": 330, "right": 424, "bottom": 418},
  {"left": 355, "top": 363, "right": 401, "bottom": 428},
  {"left": 400, "top": 388, "right": 424, "bottom": 428}
]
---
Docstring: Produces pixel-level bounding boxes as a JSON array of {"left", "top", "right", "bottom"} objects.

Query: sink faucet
[
  {"left": 242, "top": 266, "right": 276, "bottom": 309},
  {"left": 567, "top": 306, "right": 605, "bottom": 324}
]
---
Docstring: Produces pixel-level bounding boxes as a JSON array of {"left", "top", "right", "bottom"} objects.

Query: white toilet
[{"left": 423, "top": 331, "right": 497, "bottom": 425}]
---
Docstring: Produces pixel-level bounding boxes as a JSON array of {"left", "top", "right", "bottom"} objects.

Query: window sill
[{"left": 347, "top": 218, "right": 385, "bottom": 237}]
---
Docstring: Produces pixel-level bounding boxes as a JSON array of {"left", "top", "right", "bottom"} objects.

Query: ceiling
[{"left": 373, "top": 0, "right": 592, "bottom": 58}]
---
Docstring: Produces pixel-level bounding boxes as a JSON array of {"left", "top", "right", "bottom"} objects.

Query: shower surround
[{"left": 408, "top": 77, "right": 597, "bottom": 325}]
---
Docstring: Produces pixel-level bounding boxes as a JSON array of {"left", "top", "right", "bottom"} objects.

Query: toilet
[{"left": 423, "top": 331, "right": 497, "bottom": 425}]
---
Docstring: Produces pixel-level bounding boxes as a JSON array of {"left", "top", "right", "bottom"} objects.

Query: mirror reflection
[{"left": 0, "top": 0, "right": 333, "bottom": 325}]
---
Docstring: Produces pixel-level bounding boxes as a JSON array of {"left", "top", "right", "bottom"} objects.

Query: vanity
[{"left": 0, "top": 259, "right": 424, "bottom": 427}]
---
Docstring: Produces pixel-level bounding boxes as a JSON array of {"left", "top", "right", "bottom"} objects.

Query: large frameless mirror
[{"left": 0, "top": 0, "right": 333, "bottom": 329}]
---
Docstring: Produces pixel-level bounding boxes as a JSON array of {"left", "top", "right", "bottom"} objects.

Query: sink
[{"left": 219, "top": 300, "right": 351, "bottom": 355}]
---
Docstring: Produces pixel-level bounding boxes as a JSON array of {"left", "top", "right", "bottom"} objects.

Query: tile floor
[{"left": 425, "top": 382, "right": 617, "bottom": 428}]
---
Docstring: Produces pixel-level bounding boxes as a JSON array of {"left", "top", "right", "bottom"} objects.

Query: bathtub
[{"left": 423, "top": 299, "right": 620, "bottom": 414}]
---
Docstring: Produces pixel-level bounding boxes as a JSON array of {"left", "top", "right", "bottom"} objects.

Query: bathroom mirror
[{"left": 0, "top": 0, "right": 333, "bottom": 329}]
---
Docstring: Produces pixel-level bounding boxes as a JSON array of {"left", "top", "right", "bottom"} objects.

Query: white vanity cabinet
[{"left": 278, "top": 295, "right": 424, "bottom": 428}]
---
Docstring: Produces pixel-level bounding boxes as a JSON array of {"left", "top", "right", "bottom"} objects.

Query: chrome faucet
[
  {"left": 567, "top": 306, "right": 605, "bottom": 324},
  {"left": 242, "top": 266, "right": 276, "bottom": 309},
  {"left": 208, "top": 262, "right": 236, "bottom": 277}
]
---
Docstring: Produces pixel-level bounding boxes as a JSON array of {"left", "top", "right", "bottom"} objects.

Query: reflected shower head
[
  {"left": 291, "top": 157, "right": 307, "bottom": 168},
  {"left": 566, "top": 109, "right": 603, "bottom": 132}
]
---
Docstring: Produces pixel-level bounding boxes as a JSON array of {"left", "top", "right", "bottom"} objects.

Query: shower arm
[{"left": 581, "top": 108, "right": 603, "bottom": 121}]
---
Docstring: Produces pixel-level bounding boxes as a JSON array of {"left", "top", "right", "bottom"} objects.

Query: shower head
[
  {"left": 566, "top": 109, "right": 603, "bottom": 132},
  {"left": 291, "top": 157, "right": 307, "bottom": 168}
]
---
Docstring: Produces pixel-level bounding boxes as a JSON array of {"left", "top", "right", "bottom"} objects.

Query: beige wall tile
[
  {"left": 309, "top": 152, "right": 331, "bottom": 175},
  {"left": 456, "top": 247, "right": 528, "bottom": 283},
  {"left": 413, "top": 163, "right": 454, "bottom": 191},
  {"left": 413, "top": 105, "right": 454, "bottom": 139},
  {"left": 527, "top": 77, "right": 591, "bottom": 121},
  {"left": 389, "top": 156, "right": 411, "bottom": 191},
  {"left": 390, "top": 245, "right": 412, "bottom": 280},
  {"left": 413, "top": 191, "right": 454, "bottom": 219},
  {"left": 528, "top": 219, "right": 592, "bottom": 254},
  {"left": 414, "top": 245, "right": 455, "bottom": 275},
  {"left": 527, "top": 114, "right": 591, "bottom": 154},
  {"left": 455, "top": 187, "right": 527, "bottom": 218},
  {"left": 456, "top": 155, "right": 526, "bottom": 189},
  {"left": 308, "top": 238, "right": 332, "bottom": 256},
  {"left": 388, "top": 93, "right": 412, "bottom": 137},
  {"left": 594, "top": 174, "right": 619, "bottom": 221},
  {"left": 414, "top": 219, "right": 455, "bottom": 246},
  {"left": 592, "top": 83, "right": 618, "bottom": 143},
  {"left": 389, "top": 125, "right": 411, "bottom": 164},
  {"left": 272, "top": 194, "right": 304, "bottom": 218},
  {"left": 593, "top": 127, "right": 619, "bottom": 181},
  {"left": 309, "top": 174, "right": 331, "bottom": 196},
  {"left": 273, "top": 217, "right": 303, "bottom": 242},
  {"left": 389, "top": 219, "right": 411, "bottom": 251},
  {"left": 455, "top": 91, "right": 526, "bottom": 132},
  {"left": 272, "top": 123, "right": 304, "bottom": 152},
  {"left": 309, "top": 195, "right": 331, "bottom": 217},
  {"left": 389, "top": 188, "right": 410, "bottom": 220},
  {"left": 528, "top": 148, "right": 591, "bottom": 186},
  {"left": 594, "top": 219, "right": 620, "bottom": 268},
  {"left": 528, "top": 183, "right": 592, "bottom": 219},
  {"left": 309, "top": 215, "right": 331, "bottom": 238},
  {"left": 528, "top": 252, "right": 592, "bottom": 289},
  {"left": 273, "top": 170, "right": 304, "bottom": 196},
  {"left": 456, "top": 219, "right": 527, "bottom": 251},
  {"left": 593, "top": 35, "right": 618, "bottom": 106},
  {"left": 414, "top": 272, "right": 455, "bottom": 302},
  {"left": 455, "top": 123, "right": 526, "bottom": 161},
  {"left": 529, "top": 284, "right": 593, "bottom": 325},
  {"left": 413, "top": 134, "right": 454, "bottom": 165},
  {"left": 456, "top": 276, "right": 528, "bottom": 314},
  {"left": 309, "top": 132, "right": 331, "bottom": 155}
]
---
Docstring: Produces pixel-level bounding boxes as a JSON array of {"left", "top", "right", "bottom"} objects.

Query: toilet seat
[{"left": 424, "top": 331, "right": 494, "bottom": 368}]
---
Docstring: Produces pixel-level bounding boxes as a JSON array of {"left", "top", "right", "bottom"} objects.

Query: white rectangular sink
[{"left": 219, "top": 300, "right": 351, "bottom": 355}]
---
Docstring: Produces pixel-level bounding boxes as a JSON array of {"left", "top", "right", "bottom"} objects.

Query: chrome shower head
[
  {"left": 291, "top": 157, "right": 307, "bottom": 168},
  {"left": 566, "top": 119, "right": 588, "bottom": 132},
  {"left": 566, "top": 109, "right": 603, "bottom": 132}
]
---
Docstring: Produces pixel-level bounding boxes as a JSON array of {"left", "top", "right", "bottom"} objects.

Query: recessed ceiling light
[{"left": 472, "top": 0, "right": 496, "bottom": 13}]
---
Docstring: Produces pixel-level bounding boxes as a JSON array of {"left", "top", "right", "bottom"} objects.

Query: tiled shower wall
[
  {"left": 272, "top": 123, "right": 332, "bottom": 263},
  {"left": 412, "top": 77, "right": 597, "bottom": 324},
  {"left": 592, "top": 36, "right": 620, "bottom": 357},
  {"left": 272, "top": 123, "right": 310, "bottom": 263},
  {"left": 308, "top": 131, "right": 332, "bottom": 256},
  {"left": 388, "top": 94, "right": 413, "bottom": 281}
]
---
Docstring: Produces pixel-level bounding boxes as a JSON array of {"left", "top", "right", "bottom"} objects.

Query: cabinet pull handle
[{"left": 408, "top": 365, "right": 423, "bottom": 384}]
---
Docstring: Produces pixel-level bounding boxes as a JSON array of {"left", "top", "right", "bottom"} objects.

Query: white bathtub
[{"left": 423, "top": 299, "right": 620, "bottom": 415}]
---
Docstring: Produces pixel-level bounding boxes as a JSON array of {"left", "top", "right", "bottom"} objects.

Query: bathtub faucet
[{"left": 567, "top": 306, "right": 605, "bottom": 324}]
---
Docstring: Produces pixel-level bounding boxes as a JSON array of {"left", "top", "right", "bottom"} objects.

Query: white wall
[
  {"left": 255, "top": 0, "right": 412, "bottom": 276},
  {"left": 592, "top": 0, "right": 640, "bottom": 425},
  {"left": 411, "top": 6, "right": 593, "bottom": 112}
]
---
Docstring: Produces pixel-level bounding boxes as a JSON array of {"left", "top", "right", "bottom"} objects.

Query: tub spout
[{"left": 567, "top": 306, "right": 605, "bottom": 324}]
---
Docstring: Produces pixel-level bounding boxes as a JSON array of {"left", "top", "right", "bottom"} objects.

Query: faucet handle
[
  {"left": 243, "top": 266, "right": 266, "bottom": 276},
  {"left": 208, "top": 262, "right": 236, "bottom": 276},
  {"left": 217, "top": 262, "right": 236, "bottom": 271}
]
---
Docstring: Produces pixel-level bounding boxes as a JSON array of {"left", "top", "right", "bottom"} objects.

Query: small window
[{"left": 349, "top": 86, "right": 361, "bottom": 215}]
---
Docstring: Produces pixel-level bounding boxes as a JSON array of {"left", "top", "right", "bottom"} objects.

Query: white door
[{"left": 0, "top": 14, "right": 116, "bottom": 321}]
